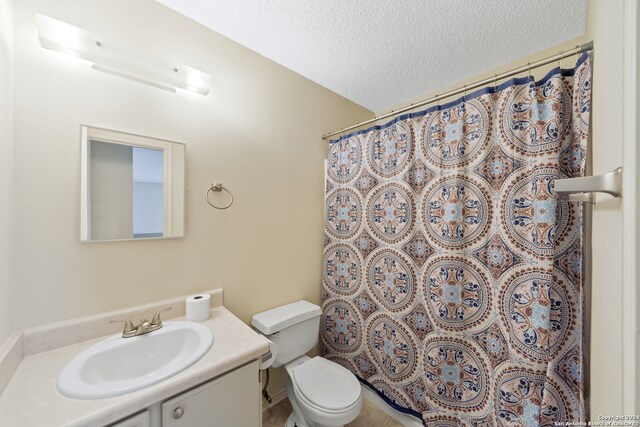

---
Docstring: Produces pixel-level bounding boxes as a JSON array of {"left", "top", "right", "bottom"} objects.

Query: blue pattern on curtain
[{"left": 321, "top": 54, "right": 590, "bottom": 426}]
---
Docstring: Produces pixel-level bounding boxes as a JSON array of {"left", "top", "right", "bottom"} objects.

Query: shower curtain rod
[{"left": 322, "top": 41, "right": 594, "bottom": 141}]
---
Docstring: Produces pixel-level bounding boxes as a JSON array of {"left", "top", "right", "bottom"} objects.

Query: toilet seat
[
  {"left": 290, "top": 356, "right": 361, "bottom": 412},
  {"left": 294, "top": 385, "right": 361, "bottom": 416}
]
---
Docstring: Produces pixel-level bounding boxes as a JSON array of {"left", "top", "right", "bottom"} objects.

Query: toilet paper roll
[
  {"left": 186, "top": 294, "right": 211, "bottom": 322},
  {"left": 260, "top": 337, "right": 278, "bottom": 369}
]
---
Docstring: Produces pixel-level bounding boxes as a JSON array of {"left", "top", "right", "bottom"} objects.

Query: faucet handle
[
  {"left": 151, "top": 307, "right": 172, "bottom": 327},
  {"left": 109, "top": 319, "right": 135, "bottom": 335}
]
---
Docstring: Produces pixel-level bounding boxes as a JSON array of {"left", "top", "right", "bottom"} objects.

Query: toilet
[{"left": 252, "top": 300, "right": 363, "bottom": 427}]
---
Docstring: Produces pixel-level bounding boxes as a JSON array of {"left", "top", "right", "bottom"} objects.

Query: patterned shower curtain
[{"left": 321, "top": 54, "right": 591, "bottom": 426}]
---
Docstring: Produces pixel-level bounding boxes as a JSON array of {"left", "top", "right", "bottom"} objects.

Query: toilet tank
[{"left": 251, "top": 300, "right": 322, "bottom": 368}]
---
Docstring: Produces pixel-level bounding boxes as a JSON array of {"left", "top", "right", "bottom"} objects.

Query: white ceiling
[{"left": 155, "top": 0, "right": 587, "bottom": 112}]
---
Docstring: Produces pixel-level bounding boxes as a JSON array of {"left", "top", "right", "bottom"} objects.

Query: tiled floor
[{"left": 262, "top": 397, "right": 406, "bottom": 427}]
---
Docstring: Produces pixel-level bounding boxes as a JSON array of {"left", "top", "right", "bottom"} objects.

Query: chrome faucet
[{"left": 110, "top": 307, "right": 172, "bottom": 338}]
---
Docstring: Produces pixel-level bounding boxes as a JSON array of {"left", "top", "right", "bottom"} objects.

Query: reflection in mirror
[
  {"left": 132, "top": 147, "right": 164, "bottom": 238},
  {"left": 80, "top": 126, "right": 185, "bottom": 242}
]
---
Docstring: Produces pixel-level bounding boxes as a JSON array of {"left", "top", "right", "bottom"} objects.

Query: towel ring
[{"left": 206, "top": 183, "right": 233, "bottom": 210}]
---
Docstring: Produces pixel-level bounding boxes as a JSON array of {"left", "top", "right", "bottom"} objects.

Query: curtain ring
[
  {"left": 206, "top": 183, "right": 234, "bottom": 209},
  {"left": 527, "top": 62, "right": 531, "bottom": 79},
  {"left": 494, "top": 74, "right": 498, "bottom": 91},
  {"left": 463, "top": 84, "right": 467, "bottom": 102},
  {"left": 435, "top": 94, "right": 439, "bottom": 110}
]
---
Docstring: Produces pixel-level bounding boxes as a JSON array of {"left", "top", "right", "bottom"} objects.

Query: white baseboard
[{"left": 262, "top": 387, "right": 288, "bottom": 412}]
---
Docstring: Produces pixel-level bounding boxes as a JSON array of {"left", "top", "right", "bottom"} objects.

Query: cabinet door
[
  {"left": 110, "top": 410, "right": 150, "bottom": 427},
  {"left": 162, "top": 360, "right": 260, "bottom": 427}
]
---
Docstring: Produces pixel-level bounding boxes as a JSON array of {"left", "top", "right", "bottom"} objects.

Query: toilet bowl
[
  {"left": 284, "top": 356, "right": 362, "bottom": 427},
  {"left": 251, "top": 300, "right": 363, "bottom": 427}
]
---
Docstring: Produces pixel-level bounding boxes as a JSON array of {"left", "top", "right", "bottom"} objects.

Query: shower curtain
[{"left": 321, "top": 54, "right": 590, "bottom": 426}]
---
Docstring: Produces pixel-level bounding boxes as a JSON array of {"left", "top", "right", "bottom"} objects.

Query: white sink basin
[{"left": 57, "top": 321, "right": 214, "bottom": 399}]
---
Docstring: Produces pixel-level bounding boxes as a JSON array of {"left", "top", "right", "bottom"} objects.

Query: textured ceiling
[{"left": 154, "top": 0, "right": 587, "bottom": 112}]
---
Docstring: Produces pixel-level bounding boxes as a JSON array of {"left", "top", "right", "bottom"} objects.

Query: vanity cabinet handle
[{"left": 173, "top": 407, "right": 185, "bottom": 419}]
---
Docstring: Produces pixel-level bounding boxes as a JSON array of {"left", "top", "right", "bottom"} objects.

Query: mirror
[{"left": 80, "top": 126, "right": 185, "bottom": 242}]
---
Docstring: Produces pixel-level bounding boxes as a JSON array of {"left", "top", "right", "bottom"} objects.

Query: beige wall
[
  {"left": 585, "top": 0, "right": 625, "bottom": 415},
  {"left": 632, "top": 0, "right": 640, "bottom": 411},
  {"left": 9, "top": 0, "right": 371, "bottom": 395},
  {"left": 376, "top": 0, "right": 626, "bottom": 417},
  {"left": 0, "top": 0, "right": 13, "bottom": 344}
]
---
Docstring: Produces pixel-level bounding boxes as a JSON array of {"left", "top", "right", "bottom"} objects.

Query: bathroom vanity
[
  {"left": 113, "top": 360, "right": 260, "bottom": 427},
  {"left": 0, "top": 289, "right": 268, "bottom": 426}
]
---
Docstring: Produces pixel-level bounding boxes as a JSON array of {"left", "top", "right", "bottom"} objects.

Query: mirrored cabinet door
[{"left": 80, "top": 126, "right": 185, "bottom": 242}]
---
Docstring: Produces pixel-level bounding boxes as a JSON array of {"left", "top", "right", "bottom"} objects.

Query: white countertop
[{"left": 0, "top": 306, "right": 268, "bottom": 427}]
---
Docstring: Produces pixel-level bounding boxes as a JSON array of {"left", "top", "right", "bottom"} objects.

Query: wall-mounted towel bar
[{"left": 555, "top": 167, "right": 622, "bottom": 198}]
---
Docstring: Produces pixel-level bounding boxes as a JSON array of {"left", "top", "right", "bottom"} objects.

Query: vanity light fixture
[{"left": 35, "top": 14, "right": 211, "bottom": 95}]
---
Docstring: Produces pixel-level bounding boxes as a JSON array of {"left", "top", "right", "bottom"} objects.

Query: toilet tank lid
[{"left": 251, "top": 300, "right": 322, "bottom": 335}]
